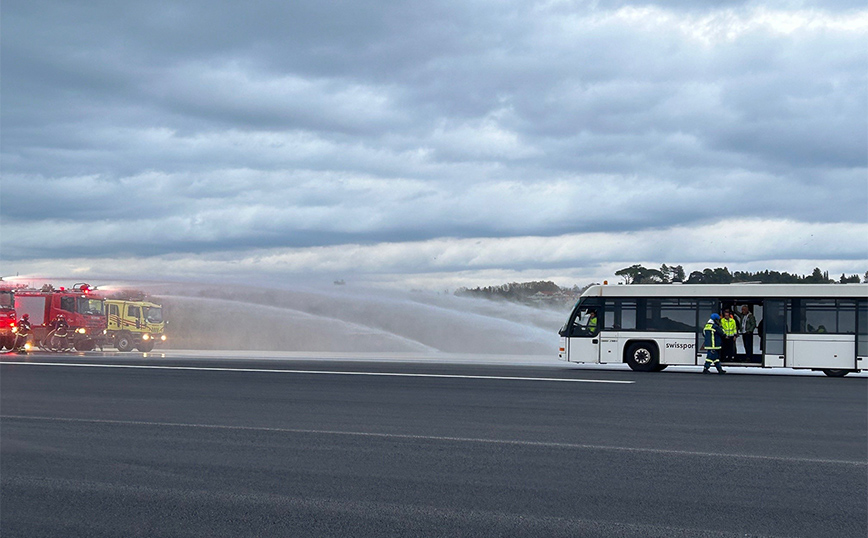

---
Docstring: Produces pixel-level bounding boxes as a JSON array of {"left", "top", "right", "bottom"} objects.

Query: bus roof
[{"left": 580, "top": 283, "right": 868, "bottom": 300}]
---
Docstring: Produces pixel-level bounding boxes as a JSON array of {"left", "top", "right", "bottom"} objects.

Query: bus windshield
[
  {"left": 76, "top": 298, "right": 105, "bottom": 316},
  {"left": 144, "top": 306, "right": 163, "bottom": 323},
  {"left": 561, "top": 299, "right": 600, "bottom": 337}
]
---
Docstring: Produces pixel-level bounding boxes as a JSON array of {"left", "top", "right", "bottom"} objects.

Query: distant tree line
[
  {"left": 615, "top": 264, "right": 866, "bottom": 285},
  {"left": 454, "top": 280, "right": 568, "bottom": 302},
  {"left": 454, "top": 265, "right": 865, "bottom": 307}
]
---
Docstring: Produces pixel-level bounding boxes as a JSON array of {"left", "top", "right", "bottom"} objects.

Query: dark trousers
[
  {"left": 722, "top": 337, "right": 736, "bottom": 361},
  {"left": 742, "top": 332, "right": 754, "bottom": 361},
  {"left": 704, "top": 349, "right": 722, "bottom": 370}
]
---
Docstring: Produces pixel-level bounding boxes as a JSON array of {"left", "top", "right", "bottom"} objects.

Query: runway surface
[{"left": 2, "top": 351, "right": 866, "bottom": 537}]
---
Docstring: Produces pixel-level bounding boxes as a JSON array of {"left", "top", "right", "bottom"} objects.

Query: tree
[
  {"left": 805, "top": 267, "right": 831, "bottom": 284},
  {"left": 615, "top": 264, "right": 664, "bottom": 284},
  {"left": 660, "top": 264, "right": 671, "bottom": 283},
  {"left": 686, "top": 270, "right": 704, "bottom": 284},
  {"left": 685, "top": 267, "right": 733, "bottom": 284},
  {"left": 615, "top": 265, "right": 641, "bottom": 284}
]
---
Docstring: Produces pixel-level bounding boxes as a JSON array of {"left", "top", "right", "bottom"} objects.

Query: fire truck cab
[
  {"left": 13, "top": 283, "right": 106, "bottom": 351},
  {"left": 0, "top": 288, "right": 16, "bottom": 349},
  {"left": 106, "top": 299, "right": 166, "bottom": 352}
]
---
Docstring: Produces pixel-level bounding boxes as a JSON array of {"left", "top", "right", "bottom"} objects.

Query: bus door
[
  {"left": 728, "top": 300, "right": 763, "bottom": 363},
  {"left": 762, "top": 300, "right": 786, "bottom": 367}
]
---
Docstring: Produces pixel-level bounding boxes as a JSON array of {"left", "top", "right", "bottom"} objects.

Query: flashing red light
[{"left": 60, "top": 287, "right": 66, "bottom": 291}]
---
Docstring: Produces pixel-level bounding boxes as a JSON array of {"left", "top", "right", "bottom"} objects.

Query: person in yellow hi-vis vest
[
  {"left": 586, "top": 310, "right": 598, "bottom": 335},
  {"left": 720, "top": 309, "right": 738, "bottom": 362}
]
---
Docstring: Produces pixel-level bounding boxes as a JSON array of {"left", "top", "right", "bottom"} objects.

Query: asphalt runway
[{"left": 1, "top": 351, "right": 866, "bottom": 537}]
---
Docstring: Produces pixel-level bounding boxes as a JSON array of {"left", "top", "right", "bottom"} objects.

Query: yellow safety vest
[{"left": 721, "top": 317, "right": 737, "bottom": 337}]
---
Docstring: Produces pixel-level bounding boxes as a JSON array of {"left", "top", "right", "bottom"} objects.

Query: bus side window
[
  {"left": 620, "top": 301, "right": 637, "bottom": 330},
  {"left": 837, "top": 300, "right": 856, "bottom": 334},
  {"left": 802, "top": 299, "right": 837, "bottom": 333},
  {"left": 604, "top": 300, "right": 617, "bottom": 330}
]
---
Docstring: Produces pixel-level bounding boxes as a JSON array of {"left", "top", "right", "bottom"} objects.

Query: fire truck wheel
[
  {"left": 116, "top": 333, "right": 134, "bottom": 352},
  {"left": 0, "top": 337, "right": 10, "bottom": 350},
  {"left": 137, "top": 340, "right": 155, "bottom": 352}
]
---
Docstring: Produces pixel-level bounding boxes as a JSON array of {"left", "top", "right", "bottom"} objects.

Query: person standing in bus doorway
[
  {"left": 739, "top": 305, "right": 757, "bottom": 362},
  {"left": 720, "top": 310, "right": 738, "bottom": 362},
  {"left": 702, "top": 313, "right": 726, "bottom": 374}
]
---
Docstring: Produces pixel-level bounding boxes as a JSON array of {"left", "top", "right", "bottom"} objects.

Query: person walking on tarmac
[
  {"left": 703, "top": 313, "right": 727, "bottom": 374},
  {"left": 720, "top": 309, "right": 738, "bottom": 362}
]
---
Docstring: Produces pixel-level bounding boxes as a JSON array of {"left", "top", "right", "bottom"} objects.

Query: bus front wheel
[
  {"left": 625, "top": 342, "right": 659, "bottom": 372},
  {"left": 822, "top": 369, "right": 851, "bottom": 377}
]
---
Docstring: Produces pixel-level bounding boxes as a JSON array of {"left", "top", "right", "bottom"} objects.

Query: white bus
[{"left": 558, "top": 284, "right": 867, "bottom": 377}]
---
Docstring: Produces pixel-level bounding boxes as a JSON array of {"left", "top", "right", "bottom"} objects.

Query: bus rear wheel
[
  {"left": 822, "top": 369, "right": 851, "bottom": 377},
  {"left": 625, "top": 342, "right": 659, "bottom": 372}
]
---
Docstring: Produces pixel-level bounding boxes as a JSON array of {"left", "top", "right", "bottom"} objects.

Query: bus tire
[
  {"left": 625, "top": 342, "right": 659, "bottom": 372},
  {"left": 116, "top": 333, "right": 134, "bottom": 352},
  {"left": 137, "top": 340, "right": 155, "bottom": 352},
  {"left": 822, "top": 369, "right": 850, "bottom": 377}
]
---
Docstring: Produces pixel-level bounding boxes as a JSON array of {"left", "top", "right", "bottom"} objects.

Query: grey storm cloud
[{"left": 1, "top": 0, "right": 866, "bottom": 286}]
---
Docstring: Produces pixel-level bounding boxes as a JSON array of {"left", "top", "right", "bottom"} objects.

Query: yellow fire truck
[{"left": 105, "top": 299, "right": 166, "bottom": 352}]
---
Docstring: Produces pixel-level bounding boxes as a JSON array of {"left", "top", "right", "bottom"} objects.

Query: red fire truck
[
  {"left": 0, "top": 287, "right": 17, "bottom": 350},
  {"left": 13, "top": 283, "right": 107, "bottom": 351}
]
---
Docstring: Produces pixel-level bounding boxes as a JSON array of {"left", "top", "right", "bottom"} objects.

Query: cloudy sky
[{"left": 2, "top": 0, "right": 866, "bottom": 290}]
